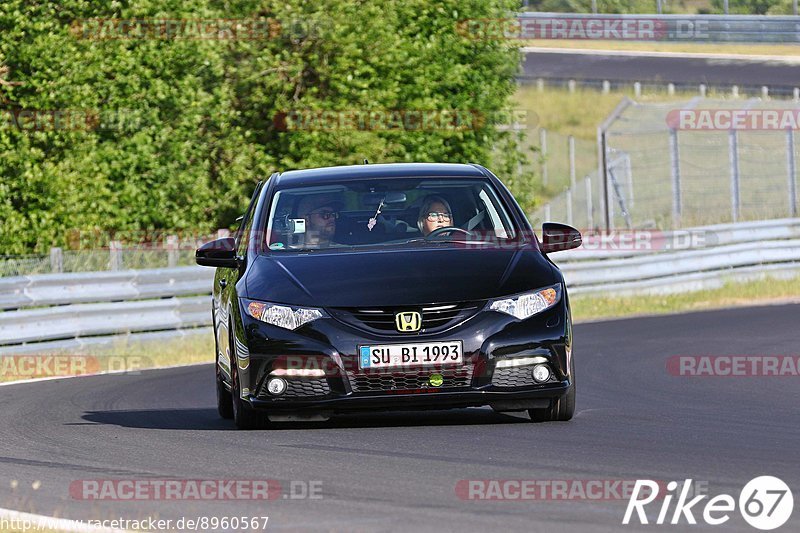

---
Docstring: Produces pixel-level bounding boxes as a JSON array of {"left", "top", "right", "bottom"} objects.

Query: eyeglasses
[
  {"left": 426, "top": 212, "right": 452, "bottom": 222},
  {"left": 309, "top": 210, "right": 339, "bottom": 220}
]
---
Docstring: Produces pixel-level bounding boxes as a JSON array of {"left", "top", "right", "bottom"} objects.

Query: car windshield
[{"left": 264, "top": 178, "right": 519, "bottom": 251}]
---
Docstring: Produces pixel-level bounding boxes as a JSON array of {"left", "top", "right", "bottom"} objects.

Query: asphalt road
[
  {"left": 521, "top": 50, "right": 800, "bottom": 89},
  {"left": 1, "top": 304, "right": 798, "bottom": 532}
]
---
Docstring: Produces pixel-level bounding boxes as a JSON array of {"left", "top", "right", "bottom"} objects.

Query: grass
[
  {"left": 0, "top": 333, "right": 214, "bottom": 383},
  {"left": 511, "top": 84, "right": 698, "bottom": 201},
  {"left": 513, "top": 85, "right": 625, "bottom": 141},
  {"left": 522, "top": 40, "right": 800, "bottom": 57}
]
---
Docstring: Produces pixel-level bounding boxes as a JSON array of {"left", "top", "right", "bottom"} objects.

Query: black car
[{"left": 196, "top": 163, "right": 581, "bottom": 429}]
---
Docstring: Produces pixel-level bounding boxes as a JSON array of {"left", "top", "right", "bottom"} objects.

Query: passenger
[
  {"left": 417, "top": 195, "right": 454, "bottom": 236},
  {"left": 296, "top": 195, "right": 343, "bottom": 247}
]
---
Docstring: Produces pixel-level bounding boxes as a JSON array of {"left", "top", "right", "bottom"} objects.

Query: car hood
[{"left": 245, "top": 247, "right": 557, "bottom": 307}]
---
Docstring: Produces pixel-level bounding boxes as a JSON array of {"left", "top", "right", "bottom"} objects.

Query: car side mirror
[
  {"left": 540, "top": 223, "right": 582, "bottom": 253},
  {"left": 196, "top": 237, "right": 239, "bottom": 268}
]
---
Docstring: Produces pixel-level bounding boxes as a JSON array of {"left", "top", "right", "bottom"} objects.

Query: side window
[
  {"left": 236, "top": 214, "right": 255, "bottom": 257},
  {"left": 478, "top": 188, "right": 511, "bottom": 238},
  {"left": 236, "top": 181, "right": 264, "bottom": 256}
]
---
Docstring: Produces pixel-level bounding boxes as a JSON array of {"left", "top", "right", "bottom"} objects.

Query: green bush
[{"left": 0, "top": 0, "right": 526, "bottom": 254}]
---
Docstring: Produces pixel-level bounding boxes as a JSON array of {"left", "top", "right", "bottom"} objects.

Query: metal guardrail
[
  {"left": 554, "top": 218, "right": 800, "bottom": 261},
  {"left": 514, "top": 13, "right": 800, "bottom": 43},
  {"left": 0, "top": 219, "right": 798, "bottom": 350},
  {"left": 0, "top": 266, "right": 214, "bottom": 310},
  {"left": 0, "top": 296, "right": 210, "bottom": 346},
  {"left": 0, "top": 267, "right": 214, "bottom": 350},
  {"left": 553, "top": 219, "right": 800, "bottom": 295}
]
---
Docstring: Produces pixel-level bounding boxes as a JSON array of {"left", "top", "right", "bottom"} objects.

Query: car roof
[{"left": 274, "top": 163, "right": 488, "bottom": 187}]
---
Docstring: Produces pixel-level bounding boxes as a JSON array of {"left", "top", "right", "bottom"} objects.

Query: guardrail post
[
  {"left": 669, "top": 128, "right": 682, "bottom": 228},
  {"left": 544, "top": 203, "right": 551, "bottom": 222},
  {"left": 729, "top": 130, "right": 740, "bottom": 222},
  {"left": 167, "top": 235, "right": 179, "bottom": 268},
  {"left": 667, "top": 83, "right": 675, "bottom": 96},
  {"left": 761, "top": 86, "right": 769, "bottom": 100},
  {"left": 794, "top": 88, "right": 800, "bottom": 102},
  {"left": 585, "top": 176, "right": 593, "bottom": 229},
  {"left": 602, "top": 80, "right": 610, "bottom": 94},
  {"left": 109, "top": 240, "right": 123, "bottom": 271},
  {"left": 699, "top": 84, "right": 707, "bottom": 97},
  {"left": 598, "top": 127, "right": 609, "bottom": 231},
  {"left": 49, "top": 247, "right": 63, "bottom": 273},
  {"left": 732, "top": 85, "right": 739, "bottom": 98},
  {"left": 788, "top": 128, "right": 798, "bottom": 217},
  {"left": 723, "top": 0, "right": 729, "bottom": 14},
  {"left": 568, "top": 135, "right": 576, "bottom": 189},
  {"left": 566, "top": 188, "right": 573, "bottom": 226},
  {"left": 539, "top": 128, "right": 548, "bottom": 187},
  {"left": 634, "top": 82, "right": 641, "bottom": 98}
]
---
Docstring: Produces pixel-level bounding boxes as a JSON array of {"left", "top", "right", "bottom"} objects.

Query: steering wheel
[{"left": 425, "top": 226, "right": 472, "bottom": 239}]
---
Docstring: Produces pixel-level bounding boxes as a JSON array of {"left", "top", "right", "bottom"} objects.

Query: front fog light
[
  {"left": 266, "top": 377, "right": 287, "bottom": 396},
  {"left": 532, "top": 364, "right": 551, "bottom": 383}
]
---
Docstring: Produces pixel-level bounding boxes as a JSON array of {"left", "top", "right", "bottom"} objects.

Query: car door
[{"left": 215, "top": 181, "right": 264, "bottom": 376}]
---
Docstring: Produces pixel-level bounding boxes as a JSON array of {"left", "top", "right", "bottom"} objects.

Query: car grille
[
  {"left": 257, "top": 378, "right": 331, "bottom": 400},
  {"left": 347, "top": 364, "right": 474, "bottom": 393},
  {"left": 492, "top": 365, "right": 554, "bottom": 388},
  {"left": 329, "top": 302, "right": 484, "bottom": 334}
]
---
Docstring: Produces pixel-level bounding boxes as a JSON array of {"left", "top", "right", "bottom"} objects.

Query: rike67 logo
[{"left": 623, "top": 477, "right": 794, "bottom": 530}]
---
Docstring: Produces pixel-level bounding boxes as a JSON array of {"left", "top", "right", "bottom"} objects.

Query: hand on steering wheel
[{"left": 425, "top": 226, "right": 472, "bottom": 239}]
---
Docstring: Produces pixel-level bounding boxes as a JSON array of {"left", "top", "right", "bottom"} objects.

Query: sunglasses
[
  {"left": 426, "top": 212, "right": 452, "bottom": 222},
  {"left": 309, "top": 210, "right": 339, "bottom": 220}
]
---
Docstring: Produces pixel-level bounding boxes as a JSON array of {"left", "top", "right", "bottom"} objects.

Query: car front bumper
[{"left": 230, "top": 297, "right": 574, "bottom": 414}]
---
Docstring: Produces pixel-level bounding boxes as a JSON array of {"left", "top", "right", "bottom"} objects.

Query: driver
[
  {"left": 297, "top": 194, "right": 343, "bottom": 247},
  {"left": 417, "top": 195, "right": 454, "bottom": 237}
]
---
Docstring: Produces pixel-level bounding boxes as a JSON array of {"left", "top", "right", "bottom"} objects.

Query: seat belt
[{"left": 466, "top": 210, "right": 486, "bottom": 231}]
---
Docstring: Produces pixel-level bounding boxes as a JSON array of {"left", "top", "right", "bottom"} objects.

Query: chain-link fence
[
  {"left": 0, "top": 229, "right": 230, "bottom": 279},
  {"left": 531, "top": 98, "right": 800, "bottom": 230},
  {"left": 0, "top": 249, "right": 201, "bottom": 277}
]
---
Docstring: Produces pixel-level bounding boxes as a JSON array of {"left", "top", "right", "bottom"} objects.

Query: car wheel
[
  {"left": 529, "top": 358, "right": 575, "bottom": 423},
  {"left": 229, "top": 324, "right": 267, "bottom": 430}
]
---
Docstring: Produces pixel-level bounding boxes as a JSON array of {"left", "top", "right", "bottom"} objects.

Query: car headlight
[
  {"left": 489, "top": 284, "right": 561, "bottom": 320},
  {"left": 243, "top": 299, "right": 324, "bottom": 330}
]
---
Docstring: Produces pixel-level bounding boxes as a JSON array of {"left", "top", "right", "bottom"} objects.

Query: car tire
[
  {"left": 229, "top": 323, "right": 267, "bottom": 430},
  {"left": 213, "top": 308, "right": 234, "bottom": 420},
  {"left": 528, "top": 358, "right": 575, "bottom": 423},
  {"left": 216, "top": 367, "right": 234, "bottom": 420}
]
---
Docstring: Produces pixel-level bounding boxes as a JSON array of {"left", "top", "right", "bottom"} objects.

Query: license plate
[{"left": 359, "top": 341, "right": 463, "bottom": 369}]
